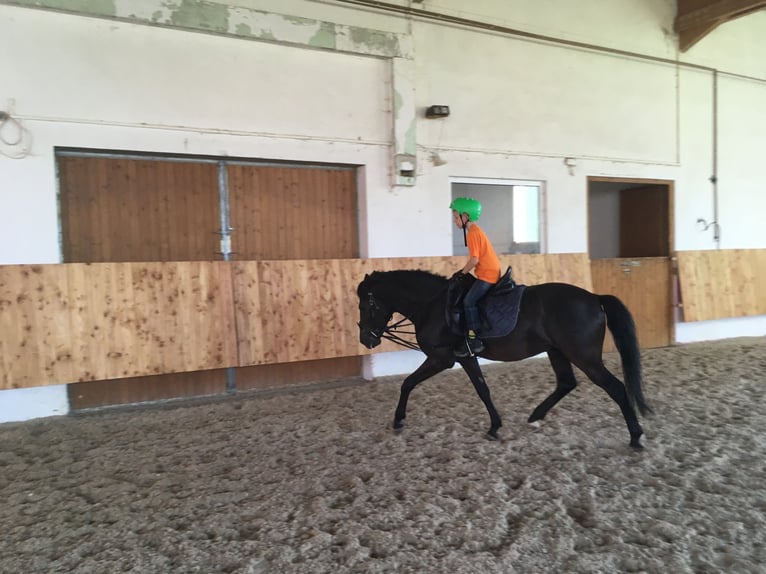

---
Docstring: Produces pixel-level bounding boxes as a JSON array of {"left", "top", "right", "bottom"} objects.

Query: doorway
[
  {"left": 588, "top": 178, "right": 674, "bottom": 350},
  {"left": 58, "top": 150, "right": 361, "bottom": 408}
]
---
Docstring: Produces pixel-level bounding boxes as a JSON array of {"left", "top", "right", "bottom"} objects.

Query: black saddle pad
[{"left": 446, "top": 267, "right": 526, "bottom": 339}]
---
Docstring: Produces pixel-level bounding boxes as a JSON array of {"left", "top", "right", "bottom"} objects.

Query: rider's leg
[{"left": 461, "top": 279, "right": 493, "bottom": 354}]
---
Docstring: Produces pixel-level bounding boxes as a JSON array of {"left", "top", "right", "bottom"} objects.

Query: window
[{"left": 451, "top": 179, "right": 543, "bottom": 255}]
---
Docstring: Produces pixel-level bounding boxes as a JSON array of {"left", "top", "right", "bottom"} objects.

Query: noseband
[{"left": 360, "top": 292, "right": 420, "bottom": 351}]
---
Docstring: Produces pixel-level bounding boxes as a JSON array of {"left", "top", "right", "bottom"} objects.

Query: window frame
[{"left": 450, "top": 177, "right": 546, "bottom": 255}]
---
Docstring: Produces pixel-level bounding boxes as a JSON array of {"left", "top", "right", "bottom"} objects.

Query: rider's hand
[{"left": 451, "top": 271, "right": 465, "bottom": 281}]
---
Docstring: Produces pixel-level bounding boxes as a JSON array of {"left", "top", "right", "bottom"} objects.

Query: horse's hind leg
[
  {"left": 528, "top": 348, "right": 578, "bottom": 424},
  {"left": 393, "top": 354, "right": 452, "bottom": 432},
  {"left": 579, "top": 362, "right": 644, "bottom": 449}
]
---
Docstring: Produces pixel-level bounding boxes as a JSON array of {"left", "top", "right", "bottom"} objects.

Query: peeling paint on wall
[
  {"left": 349, "top": 27, "right": 399, "bottom": 55},
  {"left": 309, "top": 21, "right": 337, "bottom": 50},
  {"left": 7, "top": 0, "right": 408, "bottom": 58},
  {"left": 18, "top": 0, "right": 116, "bottom": 13},
  {"left": 169, "top": 0, "right": 228, "bottom": 33}
]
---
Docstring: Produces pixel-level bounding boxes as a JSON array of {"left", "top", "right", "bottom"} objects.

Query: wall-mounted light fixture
[{"left": 425, "top": 105, "right": 450, "bottom": 118}]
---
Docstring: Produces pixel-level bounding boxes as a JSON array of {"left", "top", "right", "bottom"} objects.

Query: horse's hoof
[
  {"left": 629, "top": 435, "right": 644, "bottom": 449},
  {"left": 393, "top": 420, "right": 404, "bottom": 433},
  {"left": 485, "top": 430, "right": 500, "bottom": 441}
]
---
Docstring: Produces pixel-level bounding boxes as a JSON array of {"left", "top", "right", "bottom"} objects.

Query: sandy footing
[{"left": 1, "top": 337, "right": 764, "bottom": 573}]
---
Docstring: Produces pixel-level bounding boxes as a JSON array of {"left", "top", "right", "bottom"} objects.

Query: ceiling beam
[{"left": 675, "top": 0, "right": 766, "bottom": 51}]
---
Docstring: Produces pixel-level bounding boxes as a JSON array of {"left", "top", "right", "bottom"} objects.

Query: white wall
[
  {"left": 0, "top": 5, "right": 391, "bottom": 264},
  {"left": 1, "top": 1, "right": 765, "bottom": 420}
]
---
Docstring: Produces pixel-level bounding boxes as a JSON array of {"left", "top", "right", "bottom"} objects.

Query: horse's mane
[{"left": 358, "top": 269, "right": 447, "bottom": 295}]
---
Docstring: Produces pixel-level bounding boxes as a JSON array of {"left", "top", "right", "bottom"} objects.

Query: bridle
[
  {"left": 360, "top": 281, "right": 451, "bottom": 351},
  {"left": 360, "top": 292, "right": 420, "bottom": 351}
]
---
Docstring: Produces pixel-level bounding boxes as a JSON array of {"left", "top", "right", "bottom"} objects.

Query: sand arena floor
[{"left": 1, "top": 337, "right": 765, "bottom": 573}]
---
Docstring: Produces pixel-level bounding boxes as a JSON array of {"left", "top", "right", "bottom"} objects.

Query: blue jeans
[{"left": 463, "top": 279, "right": 493, "bottom": 333}]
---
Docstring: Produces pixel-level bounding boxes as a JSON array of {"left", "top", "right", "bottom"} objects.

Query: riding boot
[
  {"left": 455, "top": 334, "right": 485, "bottom": 357},
  {"left": 467, "top": 336, "right": 485, "bottom": 354}
]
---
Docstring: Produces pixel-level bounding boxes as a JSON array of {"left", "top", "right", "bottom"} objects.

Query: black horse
[{"left": 357, "top": 270, "right": 652, "bottom": 448}]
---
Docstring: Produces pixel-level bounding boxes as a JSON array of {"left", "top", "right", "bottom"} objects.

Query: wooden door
[
  {"left": 589, "top": 179, "right": 673, "bottom": 352},
  {"left": 227, "top": 164, "right": 361, "bottom": 391},
  {"left": 59, "top": 155, "right": 362, "bottom": 405},
  {"left": 59, "top": 156, "right": 220, "bottom": 262},
  {"left": 59, "top": 155, "right": 228, "bottom": 408},
  {"left": 591, "top": 258, "right": 673, "bottom": 351},
  {"left": 619, "top": 186, "right": 669, "bottom": 258}
]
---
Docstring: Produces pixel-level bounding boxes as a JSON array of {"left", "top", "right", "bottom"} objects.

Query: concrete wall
[{"left": 1, "top": 0, "right": 765, "bottom": 421}]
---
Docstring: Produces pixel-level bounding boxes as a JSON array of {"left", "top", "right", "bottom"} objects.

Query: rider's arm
[{"left": 461, "top": 256, "right": 479, "bottom": 275}]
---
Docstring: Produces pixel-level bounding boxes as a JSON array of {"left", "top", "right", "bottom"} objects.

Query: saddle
[{"left": 446, "top": 267, "right": 526, "bottom": 338}]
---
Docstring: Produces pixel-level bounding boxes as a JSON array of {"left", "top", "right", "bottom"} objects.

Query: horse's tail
[{"left": 598, "top": 294, "right": 653, "bottom": 416}]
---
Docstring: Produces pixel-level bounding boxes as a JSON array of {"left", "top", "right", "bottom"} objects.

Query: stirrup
[
  {"left": 454, "top": 337, "right": 485, "bottom": 357},
  {"left": 467, "top": 337, "right": 485, "bottom": 354}
]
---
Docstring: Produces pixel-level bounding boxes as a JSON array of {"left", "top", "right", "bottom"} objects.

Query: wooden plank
[
  {"left": 678, "top": 249, "right": 766, "bottom": 321},
  {"left": 0, "top": 265, "right": 73, "bottom": 389},
  {"left": 228, "top": 165, "right": 358, "bottom": 261},
  {"left": 2, "top": 254, "right": 597, "bottom": 389},
  {"left": 68, "top": 369, "right": 227, "bottom": 409},
  {"left": 676, "top": 0, "right": 766, "bottom": 30},
  {"left": 675, "top": 0, "right": 766, "bottom": 51},
  {"left": 591, "top": 258, "right": 672, "bottom": 350},
  {"left": 58, "top": 157, "right": 220, "bottom": 263}
]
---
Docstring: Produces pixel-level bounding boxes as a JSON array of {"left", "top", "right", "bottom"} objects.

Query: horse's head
[{"left": 357, "top": 274, "right": 393, "bottom": 349}]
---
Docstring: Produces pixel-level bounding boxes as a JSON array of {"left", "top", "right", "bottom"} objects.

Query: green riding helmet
[{"left": 449, "top": 197, "right": 482, "bottom": 222}]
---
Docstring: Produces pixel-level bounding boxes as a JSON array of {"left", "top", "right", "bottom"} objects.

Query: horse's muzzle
[{"left": 359, "top": 327, "right": 382, "bottom": 349}]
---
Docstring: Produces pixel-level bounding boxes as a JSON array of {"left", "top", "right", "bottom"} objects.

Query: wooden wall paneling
[
  {"left": 542, "top": 253, "right": 592, "bottom": 289},
  {"left": 591, "top": 258, "right": 672, "bottom": 349},
  {"left": 4, "top": 254, "right": 600, "bottom": 390},
  {"left": 729, "top": 249, "right": 764, "bottom": 316},
  {"left": 254, "top": 260, "right": 292, "bottom": 364},
  {"left": 756, "top": 250, "right": 766, "bottom": 315},
  {"left": 235, "top": 358, "right": 362, "bottom": 392},
  {"left": 0, "top": 262, "right": 238, "bottom": 389},
  {"left": 505, "top": 254, "right": 547, "bottom": 285},
  {"left": 67, "top": 370, "right": 229, "bottom": 410},
  {"left": 231, "top": 262, "right": 263, "bottom": 366},
  {"left": 128, "top": 262, "right": 238, "bottom": 374},
  {"left": 0, "top": 265, "right": 73, "bottom": 390},
  {"left": 65, "top": 263, "right": 127, "bottom": 381},
  {"left": 252, "top": 259, "right": 361, "bottom": 364},
  {"left": 677, "top": 249, "right": 766, "bottom": 321}
]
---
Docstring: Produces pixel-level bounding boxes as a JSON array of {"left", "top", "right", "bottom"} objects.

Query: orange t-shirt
[{"left": 467, "top": 224, "right": 501, "bottom": 284}]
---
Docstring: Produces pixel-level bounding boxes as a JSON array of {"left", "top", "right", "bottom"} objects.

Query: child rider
[{"left": 449, "top": 197, "right": 501, "bottom": 356}]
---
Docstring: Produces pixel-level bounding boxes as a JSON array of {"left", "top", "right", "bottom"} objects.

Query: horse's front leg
[
  {"left": 393, "top": 354, "right": 453, "bottom": 431},
  {"left": 457, "top": 356, "right": 503, "bottom": 440}
]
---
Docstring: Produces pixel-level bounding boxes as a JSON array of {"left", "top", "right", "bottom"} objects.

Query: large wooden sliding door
[
  {"left": 59, "top": 157, "right": 220, "bottom": 262},
  {"left": 59, "top": 155, "right": 228, "bottom": 408},
  {"left": 58, "top": 153, "right": 359, "bottom": 408},
  {"left": 228, "top": 164, "right": 357, "bottom": 260},
  {"left": 227, "top": 164, "right": 361, "bottom": 391}
]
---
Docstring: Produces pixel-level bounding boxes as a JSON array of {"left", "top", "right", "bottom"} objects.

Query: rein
[
  {"left": 380, "top": 317, "right": 420, "bottom": 350},
  {"left": 374, "top": 281, "right": 451, "bottom": 352}
]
